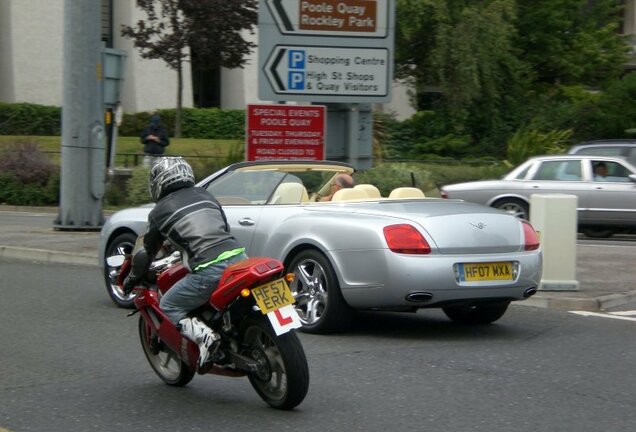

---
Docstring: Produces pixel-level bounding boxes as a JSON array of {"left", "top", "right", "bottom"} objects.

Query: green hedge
[
  {"left": 0, "top": 103, "right": 247, "bottom": 140},
  {"left": 0, "top": 103, "right": 61, "bottom": 136},
  {"left": 118, "top": 108, "right": 246, "bottom": 140}
]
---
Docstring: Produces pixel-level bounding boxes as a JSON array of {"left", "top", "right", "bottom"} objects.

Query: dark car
[{"left": 568, "top": 139, "right": 636, "bottom": 166}]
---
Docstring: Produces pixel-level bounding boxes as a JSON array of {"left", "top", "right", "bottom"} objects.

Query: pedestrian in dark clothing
[{"left": 140, "top": 114, "right": 170, "bottom": 167}]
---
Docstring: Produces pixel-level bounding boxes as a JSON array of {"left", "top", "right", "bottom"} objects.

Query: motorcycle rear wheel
[
  {"left": 138, "top": 316, "right": 195, "bottom": 386},
  {"left": 241, "top": 315, "right": 309, "bottom": 410}
]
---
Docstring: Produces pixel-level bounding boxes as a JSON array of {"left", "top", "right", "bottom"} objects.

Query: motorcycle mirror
[{"left": 106, "top": 255, "right": 126, "bottom": 267}]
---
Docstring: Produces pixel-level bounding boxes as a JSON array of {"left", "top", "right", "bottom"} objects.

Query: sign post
[{"left": 257, "top": 0, "right": 395, "bottom": 169}]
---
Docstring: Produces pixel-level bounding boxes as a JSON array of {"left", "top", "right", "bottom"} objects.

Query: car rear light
[
  {"left": 383, "top": 224, "right": 431, "bottom": 254},
  {"left": 440, "top": 191, "right": 449, "bottom": 199},
  {"left": 522, "top": 221, "right": 540, "bottom": 251}
]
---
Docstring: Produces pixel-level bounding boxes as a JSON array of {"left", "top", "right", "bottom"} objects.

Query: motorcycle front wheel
[
  {"left": 138, "top": 316, "right": 195, "bottom": 386},
  {"left": 241, "top": 315, "right": 309, "bottom": 410}
]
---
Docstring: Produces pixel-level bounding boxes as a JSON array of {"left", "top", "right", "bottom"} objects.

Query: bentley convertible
[{"left": 99, "top": 160, "right": 542, "bottom": 333}]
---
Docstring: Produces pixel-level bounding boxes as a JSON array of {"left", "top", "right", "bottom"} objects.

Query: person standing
[{"left": 140, "top": 114, "right": 170, "bottom": 167}]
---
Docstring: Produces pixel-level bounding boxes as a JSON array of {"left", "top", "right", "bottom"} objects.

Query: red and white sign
[
  {"left": 246, "top": 104, "right": 326, "bottom": 161},
  {"left": 267, "top": 304, "right": 303, "bottom": 335}
]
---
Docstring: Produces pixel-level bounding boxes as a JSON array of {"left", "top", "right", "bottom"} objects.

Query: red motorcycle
[{"left": 107, "top": 251, "right": 309, "bottom": 410}]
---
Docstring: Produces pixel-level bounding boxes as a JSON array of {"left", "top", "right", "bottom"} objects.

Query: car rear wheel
[
  {"left": 442, "top": 302, "right": 510, "bottom": 325},
  {"left": 493, "top": 199, "right": 529, "bottom": 220},
  {"left": 103, "top": 232, "right": 138, "bottom": 308},
  {"left": 287, "top": 250, "right": 352, "bottom": 334}
]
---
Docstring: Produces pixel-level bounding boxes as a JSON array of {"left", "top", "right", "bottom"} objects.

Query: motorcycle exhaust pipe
[{"left": 405, "top": 291, "right": 434, "bottom": 302}]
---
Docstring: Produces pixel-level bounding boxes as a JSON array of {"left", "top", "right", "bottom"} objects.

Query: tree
[
  {"left": 121, "top": 0, "right": 257, "bottom": 137},
  {"left": 395, "top": 0, "right": 525, "bottom": 155},
  {"left": 515, "top": 0, "right": 628, "bottom": 87},
  {"left": 393, "top": 0, "right": 630, "bottom": 158}
]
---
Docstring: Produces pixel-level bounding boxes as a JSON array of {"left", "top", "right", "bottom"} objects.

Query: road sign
[
  {"left": 264, "top": 45, "right": 388, "bottom": 98},
  {"left": 266, "top": 0, "right": 389, "bottom": 37},
  {"left": 258, "top": 0, "right": 394, "bottom": 103},
  {"left": 246, "top": 104, "right": 326, "bottom": 161}
]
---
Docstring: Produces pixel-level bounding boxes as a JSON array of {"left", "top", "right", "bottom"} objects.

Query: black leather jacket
[{"left": 127, "top": 186, "right": 242, "bottom": 283}]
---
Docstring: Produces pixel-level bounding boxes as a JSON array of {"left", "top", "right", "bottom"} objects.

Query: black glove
[{"left": 122, "top": 276, "right": 138, "bottom": 296}]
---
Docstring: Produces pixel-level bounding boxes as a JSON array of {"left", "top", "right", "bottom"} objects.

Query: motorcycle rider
[{"left": 123, "top": 157, "right": 247, "bottom": 370}]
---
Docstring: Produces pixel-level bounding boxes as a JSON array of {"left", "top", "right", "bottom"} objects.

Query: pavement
[{"left": 1, "top": 205, "right": 635, "bottom": 312}]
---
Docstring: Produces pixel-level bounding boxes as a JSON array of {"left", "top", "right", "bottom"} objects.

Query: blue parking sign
[
  {"left": 288, "top": 50, "right": 305, "bottom": 69},
  {"left": 288, "top": 49, "right": 306, "bottom": 90},
  {"left": 288, "top": 72, "right": 305, "bottom": 90}
]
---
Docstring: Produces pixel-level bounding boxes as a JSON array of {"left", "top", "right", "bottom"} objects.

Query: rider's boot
[{"left": 178, "top": 317, "right": 224, "bottom": 369}]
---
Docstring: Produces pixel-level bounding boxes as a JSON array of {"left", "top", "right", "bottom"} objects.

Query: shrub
[
  {"left": 354, "top": 163, "right": 436, "bottom": 197},
  {"left": 0, "top": 103, "right": 61, "bottom": 136},
  {"left": 355, "top": 161, "right": 509, "bottom": 197},
  {"left": 125, "top": 166, "right": 152, "bottom": 206},
  {"left": 118, "top": 108, "right": 246, "bottom": 140},
  {"left": 0, "top": 140, "right": 59, "bottom": 205},
  {"left": 423, "top": 161, "right": 508, "bottom": 188},
  {"left": 188, "top": 142, "right": 245, "bottom": 181},
  {"left": 505, "top": 129, "right": 572, "bottom": 165},
  {"left": 0, "top": 139, "right": 55, "bottom": 184}
]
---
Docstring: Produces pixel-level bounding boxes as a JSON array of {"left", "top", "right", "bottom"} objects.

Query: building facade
[{"left": 0, "top": 0, "right": 634, "bottom": 120}]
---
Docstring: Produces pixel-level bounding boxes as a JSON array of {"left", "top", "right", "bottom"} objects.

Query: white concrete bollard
[{"left": 530, "top": 194, "right": 580, "bottom": 291}]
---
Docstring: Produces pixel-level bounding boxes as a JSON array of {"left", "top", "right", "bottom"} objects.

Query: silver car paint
[{"left": 441, "top": 155, "right": 636, "bottom": 227}]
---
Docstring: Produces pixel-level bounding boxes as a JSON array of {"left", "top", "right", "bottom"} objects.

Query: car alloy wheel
[{"left": 287, "top": 250, "right": 352, "bottom": 334}]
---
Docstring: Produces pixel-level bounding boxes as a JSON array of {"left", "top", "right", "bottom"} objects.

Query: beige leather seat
[
  {"left": 331, "top": 188, "right": 368, "bottom": 201},
  {"left": 270, "top": 182, "right": 309, "bottom": 204},
  {"left": 354, "top": 184, "right": 382, "bottom": 198},
  {"left": 388, "top": 187, "right": 426, "bottom": 199}
]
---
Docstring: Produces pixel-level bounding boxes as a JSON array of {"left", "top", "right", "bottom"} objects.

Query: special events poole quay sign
[
  {"left": 246, "top": 104, "right": 326, "bottom": 161},
  {"left": 258, "top": 0, "right": 395, "bottom": 103},
  {"left": 267, "top": 0, "right": 388, "bottom": 37}
]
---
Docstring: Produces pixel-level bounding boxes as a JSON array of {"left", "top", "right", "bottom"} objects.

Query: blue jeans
[{"left": 160, "top": 252, "right": 248, "bottom": 325}]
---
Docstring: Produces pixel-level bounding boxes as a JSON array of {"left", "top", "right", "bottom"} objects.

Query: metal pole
[
  {"left": 55, "top": 0, "right": 105, "bottom": 230},
  {"left": 347, "top": 104, "right": 359, "bottom": 167}
]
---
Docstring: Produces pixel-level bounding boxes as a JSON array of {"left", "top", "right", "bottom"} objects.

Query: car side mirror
[{"left": 629, "top": 174, "right": 636, "bottom": 183}]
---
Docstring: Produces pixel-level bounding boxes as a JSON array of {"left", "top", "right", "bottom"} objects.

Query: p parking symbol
[
  {"left": 289, "top": 72, "right": 305, "bottom": 90},
  {"left": 288, "top": 50, "right": 305, "bottom": 69}
]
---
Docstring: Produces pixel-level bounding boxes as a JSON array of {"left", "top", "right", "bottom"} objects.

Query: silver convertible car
[
  {"left": 440, "top": 155, "right": 636, "bottom": 238},
  {"left": 100, "top": 160, "right": 542, "bottom": 333}
]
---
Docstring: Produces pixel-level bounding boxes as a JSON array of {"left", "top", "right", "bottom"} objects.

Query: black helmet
[{"left": 149, "top": 157, "right": 195, "bottom": 201}]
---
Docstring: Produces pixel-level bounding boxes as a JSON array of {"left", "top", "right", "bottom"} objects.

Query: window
[
  {"left": 533, "top": 160, "right": 581, "bottom": 181},
  {"left": 101, "top": 0, "right": 113, "bottom": 48},
  {"left": 592, "top": 160, "right": 633, "bottom": 183},
  {"left": 512, "top": 165, "right": 531, "bottom": 180}
]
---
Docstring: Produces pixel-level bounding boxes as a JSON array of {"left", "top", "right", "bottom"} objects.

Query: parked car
[
  {"left": 568, "top": 139, "right": 636, "bottom": 166},
  {"left": 100, "top": 160, "right": 542, "bottom": 333},
  {"left": 440, "top": 155, "right": 636, "bottom": 238}
]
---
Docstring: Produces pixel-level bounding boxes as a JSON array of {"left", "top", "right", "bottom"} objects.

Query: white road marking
[
  {"left": 570, "top": 311, "right": 636, "bottom": 322},
  {"left": 608, "top": 310, "right": 636, "bottom": 317}
]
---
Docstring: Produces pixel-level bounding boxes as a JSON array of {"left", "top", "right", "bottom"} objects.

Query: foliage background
[{"left": 1, "top": 0, "right": 635, "bottom": 206}]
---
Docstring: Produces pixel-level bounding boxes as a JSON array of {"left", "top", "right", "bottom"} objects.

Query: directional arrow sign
[
  {"left": 264, "top": 45, "right": 389, "bottom": 98},
  {"left": 267, "top": 0, "right": 388, "bottom": 37}
]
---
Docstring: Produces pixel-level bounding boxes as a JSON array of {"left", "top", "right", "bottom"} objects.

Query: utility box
[{"left": 530, "top": 194, "right": 580, "bottom": 291}]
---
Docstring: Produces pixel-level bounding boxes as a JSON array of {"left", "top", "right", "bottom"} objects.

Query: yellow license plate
[
  {"left": 458, "top": 262, "right": 513, "bottom": 282},
  {"left": 251, "top": 278, "right": 295, "bottom": 314}
]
